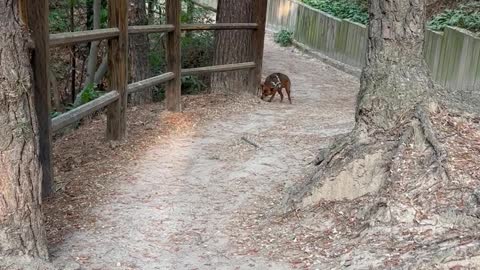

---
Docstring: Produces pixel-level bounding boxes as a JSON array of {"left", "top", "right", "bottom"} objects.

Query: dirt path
[{"left": 52, "top": 36, "right": 359, "bottom": 270}]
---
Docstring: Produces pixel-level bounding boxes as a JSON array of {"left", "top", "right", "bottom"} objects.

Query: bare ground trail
[{"left": 51, "top": 36, "right": 359, "bottom": 269}]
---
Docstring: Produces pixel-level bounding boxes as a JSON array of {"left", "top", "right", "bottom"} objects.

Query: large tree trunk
[
  {"left": 211, "top": 0, "right": 254, "bottom": 94},
  {"left": 0, "top": 0, "right": 50, "bottom": 265},
  {"left": 74, "top": 0, "right": 101, "bottom": 107},
  {"left": 128, "top": 0, "right": 152, "bottom": 105},
  {"left": 284, "top": 0, "right": 441, "bottom": 210}
]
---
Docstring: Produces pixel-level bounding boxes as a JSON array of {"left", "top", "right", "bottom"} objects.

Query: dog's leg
[
  {"left": 278, "top": 88, "right": 284, "bottom": 102},
  {"left": 286, "top": 83, "right": 292, "bottom": 104},
  {"left": 268, "top": 91, "right": 276, "bottom": 102}
]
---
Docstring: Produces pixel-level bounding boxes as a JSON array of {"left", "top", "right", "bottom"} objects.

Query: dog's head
[{"left": 259, "top": 83, "right": 275, "bottom": 100}]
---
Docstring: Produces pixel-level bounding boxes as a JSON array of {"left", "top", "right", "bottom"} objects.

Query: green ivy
[
  {"left": 301, "top": 0, "right": 368, "bottom": 25},
  {"left": 274, "top": 30, "right": 294, "bottom": 47},
  {"left": 428, "top": 3, "right": 480, "bottom": 33}
]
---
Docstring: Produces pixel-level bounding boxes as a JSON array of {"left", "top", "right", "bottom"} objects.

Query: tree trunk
[
  {"left": 85, "top": 0, "right": 101, "bottom": 86},
  {"left": 211, "top": 0, "right": 254, "bottom": 94},
  {"left": 128, "top": 0, "right": 152, "bottom": 105},
  {"left": 74, "top": 0, "right": 101, "bottom": 107},
  {"left": 147, "top": 0, "right": 156, "bottom": 24},
  {"left": 185, "top": 0, "right": 194, "bottom": 38},
  {"left": 49, "top": 68, "right": 63, "bottom": 112},
  {"left": 0, "top": 0, "right": 49, "bottom": 263},
  {"left": 70, "top": 0, "right": 77, "bottom": 104},
  {"left": 86, "top": 0, "right": 94, "bottom": 30},
  {"left": 284, "top": 0, "right": 441, "bottom": 210},
  {"left": 94, "top": 54, "right": 109, "bottom": 85}
]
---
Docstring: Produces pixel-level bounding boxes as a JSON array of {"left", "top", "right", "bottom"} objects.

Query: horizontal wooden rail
[
  {"left": 51, "top": 91, "right": 119, "bottom": 132},
  {"left": 181, "top": 23, "right": 258, "bottom": 31},
  {"left": 49, "top": 23, "right": 258, "bottom": 47},
  {"left": 128, "top": 24, "right": 175, "bottom": 35},
  {"left": 50, "top": 28, "right": 120, "bottom": 47},
  {"left": 127, "top": 72, "right": 176, "bottom": 94},
  {"left": 181, "top": 62, "right": 257, "bottom": 76}
]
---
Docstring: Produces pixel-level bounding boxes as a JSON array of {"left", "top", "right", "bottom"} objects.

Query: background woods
[{"left": 48, "top": 0, "right": 218, "bottom": 114}]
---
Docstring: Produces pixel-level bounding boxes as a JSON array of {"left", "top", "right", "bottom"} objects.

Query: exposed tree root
[
  {"left": 283, "top": 103, "right": 452, "bottom": 215},
  {"left": 416, "top": 105, "right": 452, "bottom": 181}
]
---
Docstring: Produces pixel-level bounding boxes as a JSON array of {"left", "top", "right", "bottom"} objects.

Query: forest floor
[
  {"left": 45, "top": 35, "right": 480, "bottom": 270},
  {"left": 46, "top": 35, "right": 358, "bottom": 269}
]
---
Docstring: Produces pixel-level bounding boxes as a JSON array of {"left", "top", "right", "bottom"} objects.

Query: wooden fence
[
  {"left": 266, "top": 0, "right": 480, "bottom": 93},
  {"left": 26, "top": 0, "right": 267, "bottom": 196}
]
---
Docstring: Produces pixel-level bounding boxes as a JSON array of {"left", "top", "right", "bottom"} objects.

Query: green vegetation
[
  {"left": 79, "top": 83, "right": 103, "bottom": 105},
  {"left": 274, "top": 30, "right": 294, "bottom": 47},
  {"left": 428, "top": 3, "right": 480, "bottom": 33},
  {"left": 301, "top": 0, "right": 480, "bottom": 34},
  {"left": 301, "top": 0, "right": 368, "bottom": 24},
  {"left": 49, "top": 9, "right": 70, "bottom": 33}
]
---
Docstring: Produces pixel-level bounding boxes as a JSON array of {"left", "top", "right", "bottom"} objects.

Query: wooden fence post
[
  {"left": 107, "top": 0, "right": 128, "bottom": 140},
  {"left": 250, "top": 0, "right": 268, "bottom": 94},
  {"left": 23, "top": 0, "right": 54, "bottom": 197},
  {"left": 166, "top": 0, "right": 182, "bottom": 112}
]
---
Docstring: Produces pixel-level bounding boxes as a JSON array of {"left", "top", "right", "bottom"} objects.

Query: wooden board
[{"left": 50, "top": 28, "right": 120, "bottom": 47}]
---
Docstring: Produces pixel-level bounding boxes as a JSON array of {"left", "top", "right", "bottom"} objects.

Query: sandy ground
[{"left": 51, "top": 36, "right": 359, "bottom": 269}]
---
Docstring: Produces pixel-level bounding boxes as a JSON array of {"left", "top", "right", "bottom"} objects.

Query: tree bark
[
  {"left": 74, "top": 0, "right": 101, "bottom": 107},
  {"left": 85, "top": 0, "right": 101, "bottom": 87},
  {"left": 49, "top": 68, "right": 63, "bottom": 112},
  {"left": 128, "top": 0, "right": 152, "bottom": 105},
  {"left": 284, "top": 0, "right": 440, "bottom": 210},
  {"left": 147, "top": 0, "right": 156, "bottom": 24},
  {"left": 211, "top": 0, "right": 254, "bottom": 94},
  {"left": 0, "top": 0, "right": 49, "bottom": 262},
  {"left": 185, "top": 0, "right": 194, "bottom": 38},
  {"left": 86, "top": 0, "right": 94, "bottom": 30},
  {"left": 94, "top": 54, "right": 109, "bottom": 85},
  {"left": 70, "top": 0, "right": 76, "bottom": 104}
]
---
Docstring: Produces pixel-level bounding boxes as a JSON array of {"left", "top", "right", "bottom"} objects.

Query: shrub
[
  {"left": 79, "top": 83, "right": 103, "bottom": 105},
  {"left": 274, "top": 30, "right": 294, "bottom": 47}
]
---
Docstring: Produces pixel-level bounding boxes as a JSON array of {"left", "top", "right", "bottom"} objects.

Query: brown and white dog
[{"left": 259, "top": 73, "right": 292, "bottom": 104}]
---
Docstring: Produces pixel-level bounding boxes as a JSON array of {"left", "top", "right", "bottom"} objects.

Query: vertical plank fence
[{"left": 32, "top": 0, "right": 267, "bottom": 196}]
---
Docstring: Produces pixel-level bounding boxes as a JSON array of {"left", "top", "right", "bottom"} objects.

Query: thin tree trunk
[
  {"left": 94, "top": 54, "right": 109, "bottom": 85},
  {"left": 74, "top": 0, "right": 101, "bottom": 106},
  {"left": 85, "top": 0, "right": 101, "bottom": 86},
  {"left": 49, "top": 68, "right": 63, "bottom": 112},
  {"left": 128, "top": 0, "right": 152, "bottom": 105},
  {"left": 147, "top": 0, "right": 156, "bottom": 24},
  {"left": 70, "top": 0, "right": 76, "bottom": 104},
  {"left": 86, "top": 0, "right": 94, "bottom": 30},
  {"left": 284, "top": 0, "right": 439, "bottom": 210},
  {"left": 0, "top": 0, "right": 49, "bottom": 262},
  {"left": 186, "top": 0, "right": 194, "bottom": 37},
  {"left": 211, "top": 0, "right": 254, "bottom": 94}
]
